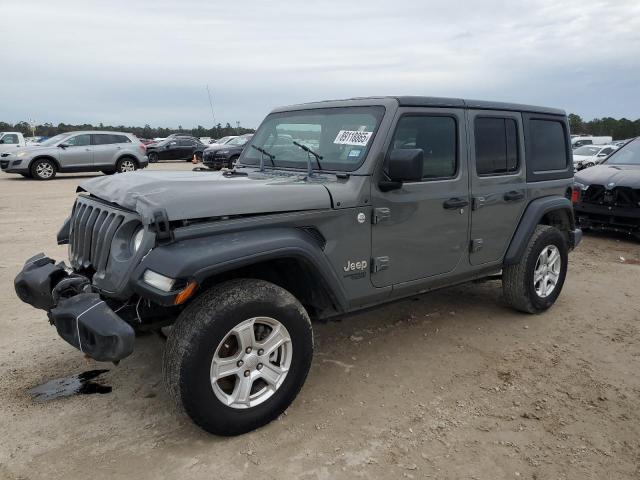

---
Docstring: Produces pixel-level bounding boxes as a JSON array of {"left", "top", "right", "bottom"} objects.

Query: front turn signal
[{"left": 174, "top": 281, "right": 198, "bottom": 305}]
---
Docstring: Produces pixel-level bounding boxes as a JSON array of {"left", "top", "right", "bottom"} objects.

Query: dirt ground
[{"left": 1, "top": 163, "right": 639, "bottom": 480}]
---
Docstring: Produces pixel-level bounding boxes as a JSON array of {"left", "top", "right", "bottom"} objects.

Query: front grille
[
  {"left": 582, "top": 184, "right": 640, "bottom": 209},
  {"left": 69, "top": 196, "right": 126, "bottom": 273}
]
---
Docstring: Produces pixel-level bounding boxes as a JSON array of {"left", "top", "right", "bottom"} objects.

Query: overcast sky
[{"left": 1, "top": 0, "right": 639, "bottom": 128}]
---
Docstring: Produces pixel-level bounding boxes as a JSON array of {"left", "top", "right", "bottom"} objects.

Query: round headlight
[{"left": 132, "top": 227, "right": 145, "bottom": 253}]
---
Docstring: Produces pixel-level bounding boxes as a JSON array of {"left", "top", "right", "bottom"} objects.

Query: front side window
[
  {"left": 1, "top": 134, "right": 19, "bottom": 144},
  {"left": 229, "top": 136, "right": 251, "bottom": 146},
  {"left": 389, "top": 115, "right": 457, "bottom": 180},
  {"left": 241, "top": 107, "right": 385, "bottom": 171},
  {"left": 604, "top": 138, "right": 640, "bottom": 166},
  {"left": 528, "top": 120, "right": 568, "bottom": 171},
  {"left": 475, "top": 117, "right": 519, "bottom": 175},
  {"left": 65, "top": 134, "right": 91, "bottom": 146}
]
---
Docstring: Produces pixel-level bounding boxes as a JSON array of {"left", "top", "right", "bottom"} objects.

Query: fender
[
  {"left": 131, "top": 227, "right": 349, "bottom": 311},
  {"left": 504, "top": 196, "right": 575, "bottom": 265}
]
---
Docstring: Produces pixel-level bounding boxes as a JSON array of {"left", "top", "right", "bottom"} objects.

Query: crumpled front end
[{"left": 14, "top": 253, "right": 135, "bottom": 362}]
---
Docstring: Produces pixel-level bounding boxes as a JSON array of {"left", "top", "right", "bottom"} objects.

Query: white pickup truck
[{"left": 0, "top": 132, "right": 26, "bottom": 154}]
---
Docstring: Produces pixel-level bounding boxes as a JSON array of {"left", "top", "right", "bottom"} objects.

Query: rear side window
[
  {"left": 93, "top": 134, "right": 131, "bottom": 145},
  {"left": 474, "top": 117, "right": 519, "bottom": 175},
  {"left": 390, "top": 115, "right": 457, "bottom": 180},
  {"left": 178, "top": 139, "right": 192, "bottom": 147},
  {"left": 528, "top": 120, "right": 568, "bottom": 171}
]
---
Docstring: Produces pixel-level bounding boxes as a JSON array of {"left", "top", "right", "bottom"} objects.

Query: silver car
[{"left": 0, "top": 131, "right": 148, "bottom": 180}]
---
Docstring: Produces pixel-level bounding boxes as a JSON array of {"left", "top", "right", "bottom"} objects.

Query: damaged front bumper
[{"left": 14, "top": 253, "right": 135, "bottom": 362}]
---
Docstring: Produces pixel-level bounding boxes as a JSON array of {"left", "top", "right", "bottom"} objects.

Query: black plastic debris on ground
[{"left": 27, "top": 369, "right": 112, "bottom": 402}]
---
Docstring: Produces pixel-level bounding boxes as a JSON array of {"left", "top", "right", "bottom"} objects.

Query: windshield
[
  {"left": 604, "top": 138, "right": 640, "bottom": 166},
  {"left": 573, "top": 146, "right": 600, "bottom": 156},
  {"left": 228, "top": 136, "right": 250, "bottom": 146},
  {"left": 240, "top": 106, "right": 385, "bottom": 171},
  {"left": 39, "top": 133, "right": 71, "bottom": 147}
]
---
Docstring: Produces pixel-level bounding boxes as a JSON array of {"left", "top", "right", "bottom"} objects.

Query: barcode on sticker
[{"left": 334, "top": 130, "right": 373, "bottom": 146}]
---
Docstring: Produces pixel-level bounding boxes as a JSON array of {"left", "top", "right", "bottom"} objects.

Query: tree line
[
  {"left": 0, "top": 121, "right": 254, "bottom": 140},
  {"left": 568, "top": 114, "right": 639, "bottom": 140},
  {"left": 2, "top": 115, "right": 639, "bottom": 141}
]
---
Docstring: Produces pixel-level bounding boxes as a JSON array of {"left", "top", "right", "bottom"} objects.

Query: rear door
[
  {"left": 91, "top": 134, "right": 117, "bottom": 166},
  {"left": 370, "top": 108, "right": 470, "bottom": 287},
  {"left": 59, "top": 134, "right": 93, "bottom": 169},
  {"left": 468, "top": 110, "right": 526, "bottom": 265}
]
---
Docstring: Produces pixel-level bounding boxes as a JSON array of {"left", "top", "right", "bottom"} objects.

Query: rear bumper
[{"left": 14, "top": 253, "right": 134, "bottom": 362}]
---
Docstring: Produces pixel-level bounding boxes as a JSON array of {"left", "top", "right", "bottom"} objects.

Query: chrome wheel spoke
[
  {"left": 210, "top": 355, "right": 241, "bottom": 381},
  {"left": 231, "top": 375, "right": 254, "bottom": 406},
  {"left": 259, "top": 325, "right": 289, "bottom": 356},
  {"left": 260, "top": 362, "right": 285, "bottom": 388},
  {"left": 234, "top": 320, "right": 256, "bottom": 351}
]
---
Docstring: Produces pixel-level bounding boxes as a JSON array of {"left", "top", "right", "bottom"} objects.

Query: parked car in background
[
  {"left": 0, "top": 131, "right": 148, "bottom": 180},
  {"left": 573, "top": 137, "right": 640, "bottom": 240},
  {"left": 571, "top": 136, "right": 613, "bottom": 148},
  {"left": 146, "top": 137, "right": 208, "bottom": 163},
  {"left": 0, "top": 132, "right": 26, "bottom": 153},
  {"left": 202, "top": 134, "right": 252, "bottom": 169},
  {"left": 572, "top": 144, "right": 618, "bottom": 171},
  {"left": 210, "top": 135, "right": 237, "bottom": 145}
]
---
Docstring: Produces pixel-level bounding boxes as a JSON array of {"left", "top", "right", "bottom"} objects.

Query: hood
[
  {"left": 204, "top": 143, "right": 243, "bottom": 153},
  {"left": 78, "top": 169, "right": 332, "bottom": 222},
  {"left": 574, "top": 164, "right": 640, "bottom": 188},
  {"left": 1, "top": 144, "right": 52, "bottom": 156}
]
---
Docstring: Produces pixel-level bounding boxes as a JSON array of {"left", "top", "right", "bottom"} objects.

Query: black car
[
  {"left": 202, "top": 134, "right": 253, "bottom": 169},
  {"left": 147, "top": 137, "right": 207, "bottom": 163},
  {"left": 573, "top": 137, "right": 640, "bottom": 240}
]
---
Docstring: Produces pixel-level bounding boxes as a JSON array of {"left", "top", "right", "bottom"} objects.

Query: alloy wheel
[
  {"left": 533, "top": 245, "right": 561, "bottom": 298},
  {"left": 210, "top": 316, "right": 292, "bottom": 409}
]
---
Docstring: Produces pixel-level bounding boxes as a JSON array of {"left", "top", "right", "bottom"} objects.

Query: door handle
[
  {"left": 443, "top": 198, "right": 469, "bottom": 210},
  {"left": 504, "top": 191, "right": 524, "bottom": 202}
]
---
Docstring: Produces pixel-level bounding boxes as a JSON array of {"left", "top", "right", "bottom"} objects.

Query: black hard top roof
[{"left": 271, "top": 96, "right": 565, "bottom": 116}]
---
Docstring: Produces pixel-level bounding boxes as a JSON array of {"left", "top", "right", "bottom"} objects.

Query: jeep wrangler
[{"left": 14, "top": 97, "right": 581, "bottom": 435}]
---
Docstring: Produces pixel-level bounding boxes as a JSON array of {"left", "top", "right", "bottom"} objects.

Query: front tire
[
  {"left": 163, "top": 279, "right": 313, "bottom": 436},
  {"left": 148, "top": 152, "right": 159, "bottom": 163},
  {"left": 502, "top": 225, "right": 568, "bottom": 314},
  {"left": 30, "top": 158, "right": 57, "bottom": 180}
]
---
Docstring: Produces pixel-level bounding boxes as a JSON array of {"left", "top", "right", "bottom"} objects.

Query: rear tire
[
  {"left": 30, "top": 158, "right": 57, "bottom": 180},
  {"left": 163, "top": 279, "right": 313, "bottom": 436},
  {"left": 116, "top": 157, "right": 137, "bottom": 173},
  {"left": 502, "top": 225, "right": 568, "bottom": 314}
]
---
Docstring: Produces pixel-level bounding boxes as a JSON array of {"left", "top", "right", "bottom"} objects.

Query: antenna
[{"left": 206, "top": 85, "right": 215, "bottom": 125}]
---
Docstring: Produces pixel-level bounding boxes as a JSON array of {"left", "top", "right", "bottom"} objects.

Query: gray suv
[
  {"left": 14, "top": 97, "right": 581, "bottom": 435},
  {"left": 0, "top": 131, "right": 148, "bottom": 180}
]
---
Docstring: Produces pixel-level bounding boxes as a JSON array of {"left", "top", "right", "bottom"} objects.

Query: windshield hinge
[
  {"left": 371, "top": 256, "right": 390, "bottom": 273},
  {"left": 152, "top": 209, "right": 172, "bottom": 242},
  {"left": 372, "top": 207, "right": 391, "bottom": 224}
]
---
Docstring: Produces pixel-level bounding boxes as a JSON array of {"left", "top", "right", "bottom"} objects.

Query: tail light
[
  {"left": 139, "top": 143, "right": 146, "bottom": 153},
  {"left": 571, "top": 186, "right": 580, "bottom": 204}
]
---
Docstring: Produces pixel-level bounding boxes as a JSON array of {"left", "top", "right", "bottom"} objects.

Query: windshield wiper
[
  {"left": 251, "top": 145, "right": 275, "bottom": 171},
  {"left": 293, "top": 141, "right": 324, "bottom": 176}
]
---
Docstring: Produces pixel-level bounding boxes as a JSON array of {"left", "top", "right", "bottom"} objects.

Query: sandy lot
[{"left": 1, "top": 163, "right": 639, "bottom": 480}]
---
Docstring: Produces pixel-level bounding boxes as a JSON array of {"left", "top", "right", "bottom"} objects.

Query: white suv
[{"left": 572, "top": 144, "right": 618, "bottom": 171}]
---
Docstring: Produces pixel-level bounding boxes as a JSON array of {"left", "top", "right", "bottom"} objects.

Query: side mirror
[
  {"left": 58, "top": 143, "right": 69, "bottom": 149},
  {"left": 380, "top": 149, "right": 424, "bottom": 191},
  {"left": 597, "top": 153, "right": 607, "bottom": 157}
]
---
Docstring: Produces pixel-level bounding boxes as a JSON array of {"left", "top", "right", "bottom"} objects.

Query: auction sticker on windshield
[{"left": 334, "top": 130, "right": 373, "bottom": 146}]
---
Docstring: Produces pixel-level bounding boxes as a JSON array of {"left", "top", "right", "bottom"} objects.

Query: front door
[
  {"left": 371, "top": 108, "right": 470, "bottom": 288},
  {"left": 468, "top": 110, "right": 526, "bottom": 265},
  {"left": 59, "top": 133, "right": 93, "bottom": 169}
]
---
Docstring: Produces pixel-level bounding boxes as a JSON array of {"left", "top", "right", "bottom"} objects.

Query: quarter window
[
  {"left": 528, "top": 120, "right": 568, "bottom": 171},
  {"left": 389, "top": 116, "right": 457, "bottom": 180},
  {"left": 474, "top": 117, "right": 519, "bottom": 175}
]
